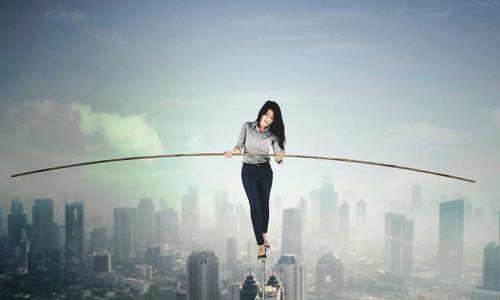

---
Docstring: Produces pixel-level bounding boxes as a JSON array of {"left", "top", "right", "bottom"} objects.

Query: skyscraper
[
  {"left": 316, "top": 253, "right": 344, "bottom": 298},
  {"left": 138, "top": 198, "right": 155, "bottom": 248},
  {"left": 439, "top": 199, "right": 464, "bottom": 277},
  {"left": 319, "top": 181, "right": 337, "bottom": 233},
  {"left": 156, "top": 207, "right": 178, "bottom": 243},
  {"left": 226, "top": 237, "right": 238, "bottom": 273},
  {"left": 240, "top": 273, "right": 260, "bottom": 300},
  {"left": 0, "top": 205, "right": 5, "bottom": 237},
  {"left": 113, "top": 207, "right": 138, "bottom": 261},
  {"left": 483, "top": 242, "right": 500, "bottom": 290},
  {"left": 338, "top": 201, "right": 349, "bottom": 241},
  {"left": 276, "top": 254, "right": 306, "bottom": 300},
  {"left": 385, "top": 212, "right": 414, "bottom": 275},
  {"left": 187, "top": 250, "right": 220, "bottom": 300},
  {"left": 32, "top": 198, "right": 56, "bottom": 250},
  {"left": 356, "top": 199, "right": 367, "bottom": 230},
  {"left": 90, "top": 227, "right": 106, "bottom": 252},
  {"left": 182, "top": 186, "right": 200, "bottom": 237},
  {"left": 8, "top": 199, "right": 27, "bottom": 247},
  {"left": 214, "top": 190, "right": 237, "bottom": 239},
  {"left": 65, "top": 202, "right": 84, "bottom": 279},
  {"left": 281, "top": 208, "right": 303, "bottom": 257}
]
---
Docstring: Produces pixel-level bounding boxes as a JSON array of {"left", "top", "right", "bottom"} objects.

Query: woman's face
[{"left": 260, "top": 109, "right": 275, "bottom": 128}]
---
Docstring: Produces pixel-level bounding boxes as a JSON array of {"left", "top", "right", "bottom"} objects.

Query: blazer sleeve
[
  {"left": 234, "top": 122, "right": 247, "bottom": 151},
  {"left": 271, "top": 136, "right": 285, "bottom": 164}
]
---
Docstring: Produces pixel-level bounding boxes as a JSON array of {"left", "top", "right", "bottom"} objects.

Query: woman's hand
[
  {"left": 275, "top": 151, "right": 285, "bottom": 162},
  {"left": 224, "top": 147, "right": 241, "bottom": 158}
]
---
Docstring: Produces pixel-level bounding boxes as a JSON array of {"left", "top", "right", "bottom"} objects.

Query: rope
[{"left": 9, "top": 152, "right": 475, "bottom": 183}]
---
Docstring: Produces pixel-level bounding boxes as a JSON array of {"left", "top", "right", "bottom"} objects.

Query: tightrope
[{"left": 10, "top": 152, "right": 475, "bottom": 183}]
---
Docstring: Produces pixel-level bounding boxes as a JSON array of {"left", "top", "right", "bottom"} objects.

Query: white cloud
[{"left": 71, "top": 103, "right": 164, "bottom": 156}]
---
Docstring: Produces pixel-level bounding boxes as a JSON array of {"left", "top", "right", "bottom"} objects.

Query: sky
[{"left": 0, "top": 1, "right": 499, "bottom": 221}]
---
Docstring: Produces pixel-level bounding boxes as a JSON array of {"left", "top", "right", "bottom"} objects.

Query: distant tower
[
  {"left": 32, "top": 198, "right": 57, "bottom": 250},
  {"left": 8, "top": 199, "right": 27, "bottom": 247},
  {"left": 113, "top": 207, "right": 138, "bottom": 261},
  {"left": 276, "top": 254, "right": 306, "bottom": 300},
  {"left": 137, "top": 198, "right": 155, "bottom": 248},
  {"left": 439, "top": 199, "right": 464, "bottom": 277},
  {"left": 281, "top": 208, "right": 303, "bottom": 257},
  {"left": 385, "top": 212, "right": 414, "bottom": 275},
  {"left": 316, "top": 253, "right": 343, "bottom": 298},
  {"left": 65, "top": 202, "right": 84, "bottom": 279},
  {"left": 338, "top": 201, "right": 350, "bottom": 242},
  {"left": 227, "top": 237, "right": 238, "bottom": 272},
  {"left": 92, "top": 249, "right": 111, "bottom": 273},
  {"left": 240, "top": 273, "right": 260, "bottom": 300},
  {"left": 319, "top": 182, "right": 337, "bottom": 233},
  {"left": 483, "top": 242, "right": 500, "bottom": 290},
  {"left": 90, "top": 228, "right": 106, "bottom": 252},
  {"left": 356, "top": 199, "right": 367, "bottom": 230},
  {"left": 182, "top": 186, "right": 201, "bottom": 237},
  {"left": 156, "top": 207, "right": 178, "bottom": 243},
  {"left": 187, "top": 250, "right": 220, "bottom": 300}
]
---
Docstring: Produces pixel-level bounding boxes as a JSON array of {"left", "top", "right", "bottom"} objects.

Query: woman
[{"left": 224, "top": 101, "right": 286, "bottom": 260}]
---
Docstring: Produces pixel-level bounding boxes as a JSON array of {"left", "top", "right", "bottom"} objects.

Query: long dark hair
[{"left": 255, "top": 100, "right": 286, "bottom": 151}]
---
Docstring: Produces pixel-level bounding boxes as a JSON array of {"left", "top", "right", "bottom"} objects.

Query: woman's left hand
[{"left": 275, "top": 151, "right": 285, "bottom": 162}]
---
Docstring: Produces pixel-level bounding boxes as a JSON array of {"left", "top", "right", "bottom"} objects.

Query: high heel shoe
[
  {"left": 264, "top": 242, "right": 270, "bottom": 249},
  {"left": 257, "top": 246, "right": 267, "bottom": 261}
]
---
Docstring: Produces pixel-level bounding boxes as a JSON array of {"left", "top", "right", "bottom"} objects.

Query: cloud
[
  {"left": 0, "top": 100, "right": 163, "bottom": 159},
  {"left": 387, "top": 121, "right": 472, "bottom": 146},
  {"left": 71, "top": 103, "right": 164, "bottom": 156}
]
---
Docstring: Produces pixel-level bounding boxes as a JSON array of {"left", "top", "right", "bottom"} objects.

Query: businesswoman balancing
[{"left": 224, "top": 101, "right": 286, "bottom": 261}]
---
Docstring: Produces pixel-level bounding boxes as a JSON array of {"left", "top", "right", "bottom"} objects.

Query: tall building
[
  {"left": 228, "top": 282, "right": 241, "bottom": 300},
  {"left": 319, "top": 181, "right": 337, "bottom": 233},
  {"left": 483, "top": 242, "right": 500, "bottom": 290},
  {"left": 214, "top": 190, "right": 237, "bottom": 239},
  {"left": 65, "top": 202, "right": 84, "bottom": 279},
  {"left": 32, "top": 198, "right": 56, "bottom": 250},
  {"left": 138, "top": 198, "right": 155, "bottom": 248},
  {"left": 92, "top": 249, "right": 111, "bottom": 273},
  {"left": 0, "top": 205, "right": 5, "bottom": 237},
  {"left": 356, "top": 199, "right": 367, "bottom": 230},
  {"left": 281, "top": 208, "right": 303, "bottom": 257},
  {"left": 8, "top": 199, "right": 27, "bottom": 247},
  {"left": 227, "top": 237, "right": 238, "bottom": 272},
  {"left": 384, "top": 212, "right": 414, "bottom": 275},
  {"left": 182, "top": 186, "right": 200, "bottom": 237},
  {"left": 156, "top": 207, "right": 178, "bottom": 243},
  {"left": 338, "top": 201, "right": 349, "bottom": 241},
  {"left": 187, "top": 250, "right": 220, "bottom": 300},
  {"left": 240, "top": 273, "right": 260, "bottom": 300},
  {"left": 276, "top": 254, "right": 306, "bottom": 300},
  {"left": 439, "top": 199, "right": 464, "bottom": 277},
  {"left": 113, "top": 207, "right": 138, "bottom": 261},
  {"left": 316, "top": 253, "right": 343, "bottom": 298},
  {"left": 90, "top": 227, "right": 107, "bottom": 252}
]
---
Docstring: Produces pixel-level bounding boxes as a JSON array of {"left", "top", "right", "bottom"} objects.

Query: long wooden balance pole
[{"left": 10, "top": 152, "right": 475, "bottom": 183}]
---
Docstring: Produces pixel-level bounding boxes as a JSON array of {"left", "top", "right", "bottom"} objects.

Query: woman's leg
[
  {"left": 258, "top": 166, "right": 273, "bottom": 235},
  {"left": 241, "top": 172, "right": 265, "bottom": 246}
]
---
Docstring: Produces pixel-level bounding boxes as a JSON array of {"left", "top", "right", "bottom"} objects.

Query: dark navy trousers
[{"left": 241, "top": 161, "right": 273, "bottom": 246}]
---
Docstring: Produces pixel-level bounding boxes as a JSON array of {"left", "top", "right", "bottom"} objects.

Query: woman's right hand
[{"left": 224, "top": 147, "right": 240, "bottom": 158}]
